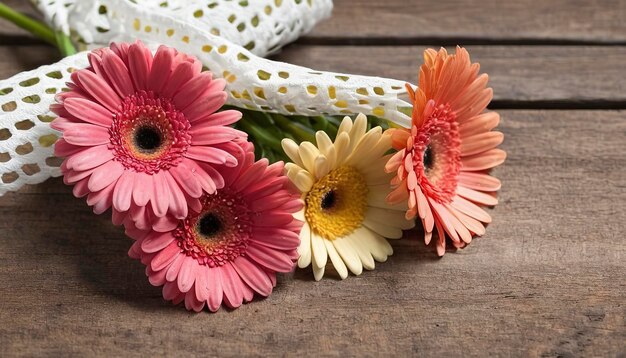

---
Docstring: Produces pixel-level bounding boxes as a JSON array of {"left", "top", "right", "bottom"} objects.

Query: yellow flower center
[{"left": 305, "top": 165, "right": 369, "bottom": 240}]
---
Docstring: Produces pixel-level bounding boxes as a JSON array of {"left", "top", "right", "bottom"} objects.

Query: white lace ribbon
[{"left": 31, "top": 0, "right": 333, "bottom": 57}]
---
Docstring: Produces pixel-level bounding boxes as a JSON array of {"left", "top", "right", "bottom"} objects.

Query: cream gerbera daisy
[{"left": 281, "top": 114, "right": 415, "bottom": 280}]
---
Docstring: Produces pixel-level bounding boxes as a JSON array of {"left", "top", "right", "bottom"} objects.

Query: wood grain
[
  {"left": 0, "top": 110, "right": 624, "bottom": 356},
  {"left": 307, "top": 0, "right": 626, "bottom": 43},
  {"left": 3, "top": 0, "right": 626, "bottom": 43}
]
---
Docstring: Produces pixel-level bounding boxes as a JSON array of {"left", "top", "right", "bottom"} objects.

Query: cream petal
[
  {"left": 314, "top": 155, "right": 330, "bottom": 180},
  {"left": 311, "top": 233, "right": 328, "bottom": 271},
  {"left": 333, "top": 237, "right": 363, "bottom": 276},
  {"left": 333, "top": 132, "right": 351, "bottom": 166},
  {"left": 294, "top": 171, "right": 315, "bottom": 192},
  {"left": 346, "top": 233, "right": 375, "bottom": 270},
  {"left": 323, "top": 239, "right": 348, "bottom": 280},
  {"left": 312, "top": 255, "right": 325, "bottom": 281},
  {"left": 362, "top": 218, "right": 404, "bottom": 239},
  {"left": 281, "top": 138, "right": 305, "bottom": 168},
  {"left": 298, "top": 142, "right": 321, "bottom": 175},
  {"left": 297, "top": 223, "right": 312, "bottom": 268},
  {"left": 365, "top": 206, "right": 415, "bottom": 230},
  {"left": 336, "top": 116, "right": 353, "bottom": 137}
]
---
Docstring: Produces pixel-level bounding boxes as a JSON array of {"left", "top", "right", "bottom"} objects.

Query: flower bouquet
[{"left": 0, "top": 0, "right": 505, "bottom": 312}]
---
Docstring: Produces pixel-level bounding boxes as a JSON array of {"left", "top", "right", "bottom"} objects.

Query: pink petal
[
  {"left": 54, "top": 138, "right": 83, "bottom": 157},
  {"left": 166, "top": 254, "right": 185, "bottom": 282},
  {"left": 252, "top": 212, "right": 294, "bottom": 227},
  {"left": 163, "top": 281, "right": 180, "bottom": 301},
  {"left": 63, "top": 123, "right": 110, "bottom": 146},
  {"left": 190, "top": 126, "right": 244, "bottom": 146},
  {"left": 148, "top": 266, "right": 168, "bottom": 286},
  {"left": 152, "top": 214, "right": 179, "bottom": 232},
  {"left": 89, "top": 181, "right": 115, "bottom": 214},
  {"left": 185, "top": 290, "right": 205, "bottom": 312},
  {"left": 205, "top": 109, "right": 242, "bottom": 126},
  {"left": 63, "top": 97, "right": 113, "bottom": 127},
  {"left": 169, "top": 161, "right": 202, "bottom": 198},
  {"left": 187, "top": 102, "right": 237, "bottom": 125},
  {"left": 148, "top": 46, "right": 175, "bottom": 94},
  {"left": 194, "top": 266, "right": 211, "bottom": 302},
  {"left": 72, "top": 178, "right": 90, "bottom": 198},
  {"left": 185, "top": 146, "right": 237, "bottom": 167},
  {"left": 151, "top": 242, "right": 180, "bottom": 271},
  {"left": 161, "top": 62, "right": 195, "bottom": 99},
  {"left": 245, "top": 244, "right": 294, "bottom": 273},
  {"left": 102, "top": 49, "right": 135, "bottom": 97},
  {"left": 250, "top": 229, "right": 300, "bottom": 250},
  {"left": 178, "top": 256, "right": 197, "bottom": 293},
  {"left": 141, "top": 231, "right": 175, "bottom": 253},
  {"left": 88, "top": 160, "right": 124, "bottom": 192},
  {"left": 164, "top": 171, "right": 188, "bottom": 219},
  {"left": 127, "top": 43, "right": 151, "bottom": 90},
  {"left": 66, "top": 145, "right": 113, "bottom": 171},
  {"left": 206, "top": 267, "right": 223, "bottom": 312},
  {"left": 151, "top": 173, "right": 170, "bottom": 217},
  {"left": 112, "top": 171, "right": 135, "bottom": 212},
  {"left": 232, "top": 256, "right": 272, "bottom": 297},
  {"left": 131, "top": 172, "right": 152, "bottom": 206},
  {"left": 75, "top": 69, "right": 120, "bottom": 112},
  {"left": 196, "top": 162, "right": 224, "bottom": 192},
  {"left": 220, "top": 263, "right": 244, "bottom": 309},
  {"left": 232, "top": 159, "right": 268, "bottom": 192},
  {"left": 172, "top": 72, "right": 213, "bottom": 110}
]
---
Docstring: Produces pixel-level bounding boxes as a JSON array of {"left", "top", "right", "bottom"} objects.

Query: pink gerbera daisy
[
  {"left": 386, "top": 47, "right": 506, "bottom": 255},
  {"left": 52, "top": 41, "right": 245, "bottom": 219},
  {"left": 126, "top": 144, "right": 303, "bottom": 312}
]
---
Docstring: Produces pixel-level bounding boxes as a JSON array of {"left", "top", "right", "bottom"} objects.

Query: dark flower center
[
  {"left": 134, "top": 126, "right": 162, "bottom": 153},
  {"left": 321, "top": 190, "right": 337, "bottom": 210},
  {"left": 423, "top": 145, "right": 434, "bottom": 172},
  {"left": 198, "top": 213, "right": 222, "bottom": 237}
]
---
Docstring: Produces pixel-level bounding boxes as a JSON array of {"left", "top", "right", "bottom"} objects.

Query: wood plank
[
  {"left": 307, "top": 0, "right": 626, "bottom": 43},
  {"left": 2, "top": 45, "right": 626, "bottom": 105},
  {"left": 3, "top": 0, "right": 626, "bottom": 44},
  {"left": 0, "top": 110, "right": 624, "bottom": 356}
]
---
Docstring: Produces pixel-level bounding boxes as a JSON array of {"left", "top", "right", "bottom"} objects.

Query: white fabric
[{"left": 31, "top": 0, "right": 333, "bottom": 57}]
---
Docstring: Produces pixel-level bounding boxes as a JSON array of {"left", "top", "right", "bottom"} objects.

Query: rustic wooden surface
[{"left": 1, "top": 0, "right": 625, "bottom": 357}]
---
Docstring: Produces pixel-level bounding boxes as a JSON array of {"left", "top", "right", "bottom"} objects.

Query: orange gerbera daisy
[{"left": 385, "top": 47, "right": 506, "bottom": 255}]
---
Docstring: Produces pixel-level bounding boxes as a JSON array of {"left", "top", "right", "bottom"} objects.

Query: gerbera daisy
[
  {"left": 282, "top": 114, "right": 415, "bottom": 281},
  {"left": 385, "top": 47, "right": 506, "bottom": 256},
  {"left": 51, "top": 41, "right": 245, "bottom": 219},
  {"left": 127, "top": 145, "right": 303, "bottom": 312}
]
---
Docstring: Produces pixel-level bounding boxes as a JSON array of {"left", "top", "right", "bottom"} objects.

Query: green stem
[
  {"left": 238, "top": 117, "right": 284, "bottom": 152},
  {"left": 55, "top": 30, "right": 77, "bottom": 56},
  {"left": 0, "top": 2, "right": 56, "bottom": 45},
  {"left": 272, "top": 113, "right": 316, "bottom": 143}
]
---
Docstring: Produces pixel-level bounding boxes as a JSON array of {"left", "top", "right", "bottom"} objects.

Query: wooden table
[{"left": 1, "top": 1, "right": 624, "bottom": 356}]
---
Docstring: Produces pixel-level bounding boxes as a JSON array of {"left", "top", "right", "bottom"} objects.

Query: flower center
[
  {"left": 174, "top": 192, "right": 252, "bottom": 267},
  {"left": 109, "top": 90, "right": 192, "bottom": 174},
  {"left": 197, "top": 213, "right": 222, "bottom": 237},
  {"left": 411, "top": 102, "right": 461, "bottom": 204},
  {"left": 134, "top": 125, "right": 163, "bottom": 153},
  {"left": 305, "top": 166, "right": 369, "bottom": 240},
  {"left": 422, "top": 144, "right": 434, "bottom": 173}
]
